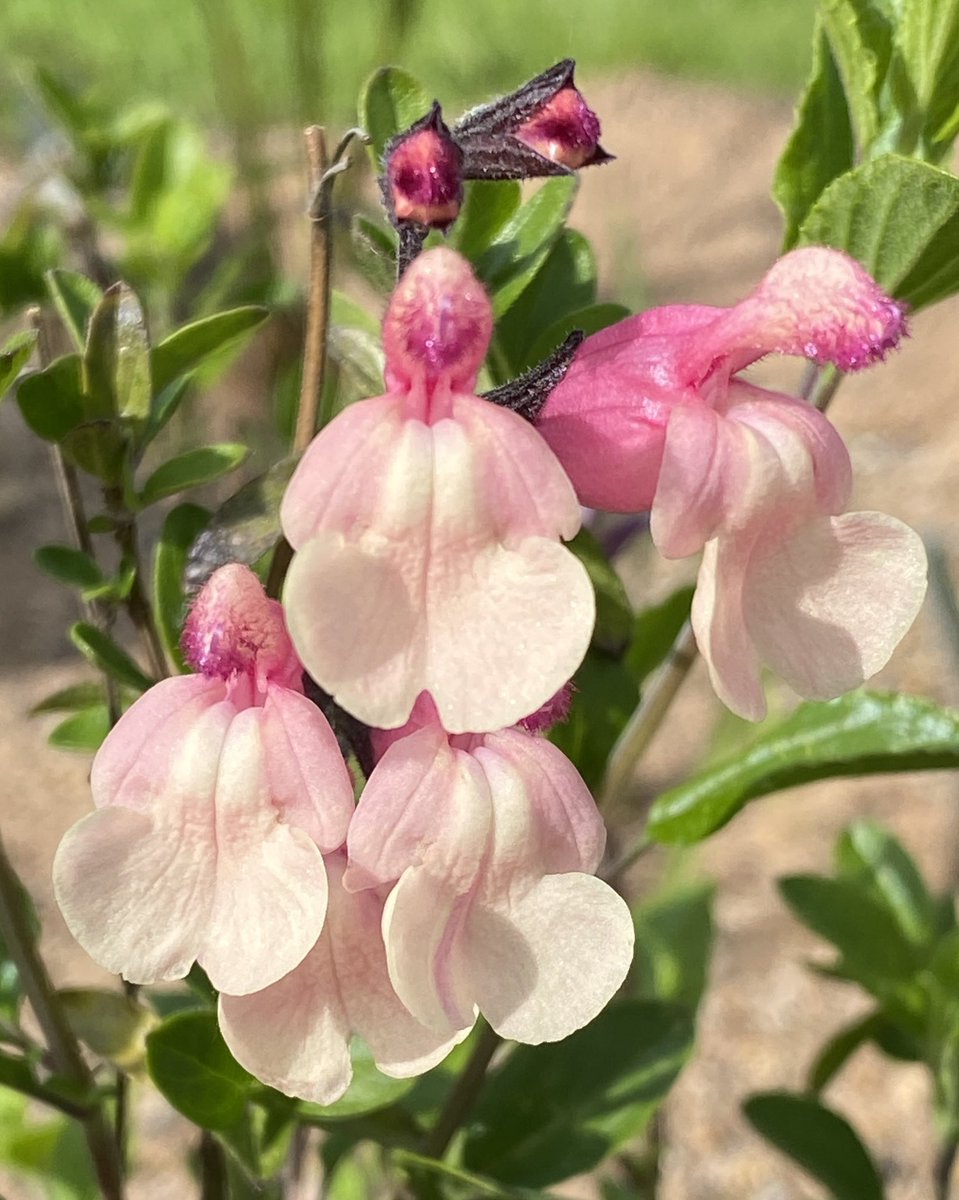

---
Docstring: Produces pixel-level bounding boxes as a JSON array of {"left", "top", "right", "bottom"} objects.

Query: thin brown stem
[
  {"left": 296, "top": 125, "right": 332, "bottom": 451},
  {"left": 0, "top": 835, "right": 124, "bottom": 1199},
  {"left": 423, "top": 1021, "right": 501, "bottom": 1160},
  {"left": 113, "top": 510, "right": 168, "bottom": 680}
]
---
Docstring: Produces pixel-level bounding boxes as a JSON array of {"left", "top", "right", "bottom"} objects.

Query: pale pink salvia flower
[
  {"left": 219, "top": 851, "right": 467, "bottom": 1104},
  {"left": 537, "top": 247, "right": 927, "bottom": 719},
  {"left": 345, "top": 696, "right": 634, "bottom": 1045},
  {"left": 280, "top": 246, "right": 594, "bottom": 735},
  {"left": 53, "top": 564, "right": 354, "bottom": 994}
]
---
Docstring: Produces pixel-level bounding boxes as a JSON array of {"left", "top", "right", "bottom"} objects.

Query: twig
[
  {"left": 0, "top": 834, "right": 124, "bottom": 1199},
  {"left": 295, "top": 125, "right": 332, "bottom": 451},
  {"left": 423, "top": 1021, "right": 501, "bottom": 1160}
]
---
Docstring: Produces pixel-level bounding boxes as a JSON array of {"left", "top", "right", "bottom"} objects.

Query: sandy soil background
[{"left": 1, "top": 68, "right": 959, "bottom": 1199}]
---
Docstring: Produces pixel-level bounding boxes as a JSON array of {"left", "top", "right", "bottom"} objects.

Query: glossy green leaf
[
  {"left": 834, "top": 819, "right": 937, "bottom": 946},
  {"left": 779, "top": 873, "right": 920, "bottom": 983},
  {"left": 16, "top": 354, "right": 85, "bottom": 441},
  {"left": 151, "top": 307, "right": 268, "bottom": 395},
  {"left": 475, "top": 176, "right": 578, "bottom": 318},
  {"left": 146, "top": 1010, "right": 253, "bottom": 1131},
  {"left": 299, "top": 1042, "right": 415, "bottom": 1122},
  {"left": 153, "top": 503, "right": 210, "bottom": 671},
  {"left": 44, "top": 270, "right": 103, "bottom": 352},
  {"left": 567, "top": 528, "right": 632, "bottom": 653},
  {"left": 549, "top": 653, "right": 639, "bottom": 791},
  {"left": 451, "top": 181, "right": 523, "bottom": 260},
  {"left": 626, "top": 585, "right": 694, "bottom": 689},
  {"left": 820, "top": 0, "right": 892, "bottom": 153},
  {"left": 142, "top": 376, "right": 192, "bottom": 447},
  {"left": 30, "top": 682, "right": 104, "bottom": 715},
  {"left": 464, "top": 1001, "right": 693, "bottom": 1186},
  {"left": 185, "top": 458, "right": 296, "bottom": 588},
  {"left": 34, "top": 545, "right": 104, "bottom": 590},
  {"left": 83, "top": 282, "right": 150, "bottom": 424},
  {"left": 648, "top": 692, "right": 959, "bottom": 844},
  {"left": 0, "top": 330, "right": 37, "bottom": 397},
  {"left": 350, "top": 215, "right": 396, "bottom": 294},
  {"left": 70, "top": 622, "right": 153, "bottom": 693},
  {"left": 775, "top": 21, "right": 855, "bottom": 247},
  {"left": 744, "top": 1092, "right": 885, "bottom": 1200},
  {"left": 895, "top": 0, "right": 959, "bottom": 157},
  {"left": 633, "top": 880, "right": 714, "bottom": 1011},
  {"left": 138, "top": 443, "right": 250, "bottom": 507},
  {"left": 48, "top": 706, "right": 110, "bottom": 752},
  {"left": 524, "top": 302, "right": 631, "bottom": 373},
  {"left": 60, "top": 420, "right": 128, "bottom": 486},
  {"left": 359, "top": 66, "right": 432, "bottom": 163},
  {"left": 496, "top": 229, "right": 597, "bottom": 373},
  {"left": 798, "top": 154, "right": 959, "bottom": 310}
]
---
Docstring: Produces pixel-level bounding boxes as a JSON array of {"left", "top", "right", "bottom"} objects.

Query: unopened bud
[
  {"left": 383, "top": 103, "right": 463, "bottom": 231},
  {"left": 453, "top": 59, "right": 612, "bottom": 180}
]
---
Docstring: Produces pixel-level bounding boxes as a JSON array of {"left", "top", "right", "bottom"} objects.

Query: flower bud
[
  {"left": 453, "top": 59, "right": 612, "bottom": 180},
  {"left": 383, "top": 103, "right": 463, "bottom": 231}
]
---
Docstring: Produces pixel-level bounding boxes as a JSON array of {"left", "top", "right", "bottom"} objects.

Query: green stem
[
  {"left": 0, "top": 834, "right": 124, "bottom": 1199},
  {"left": 423, "top": 1021, "right": 501, "bottom": 1160}
]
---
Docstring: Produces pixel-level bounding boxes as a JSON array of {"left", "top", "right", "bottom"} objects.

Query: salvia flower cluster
[{"left": 53, "top": 69, "right": 926, "bottom": 1105}]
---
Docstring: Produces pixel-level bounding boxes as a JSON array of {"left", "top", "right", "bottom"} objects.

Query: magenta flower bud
[
  {"left": 453, "top": 59, "right": 612, "bottom": 181},
  {"left": 518, "top": 683, "right": 574, "bottom": 734},
  {"left": 383, "top": 103, "right": 464, "bottom": 231}
]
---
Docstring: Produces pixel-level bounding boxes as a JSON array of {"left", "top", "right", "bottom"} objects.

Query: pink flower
[
  {"left": 281, "top": 247, "right": 594, "bottom": 734},
  {"left": 218, "top": 851, "right": 466, "bottom": 1104},
  {"left": 53, "top": 565, "right": 354, "bottom": 994},
  {"left": 536, "top": 248, "right": 927, "bottom": 718},
  {"left": 344, "top": 698, "right": 634, "bottom": 1044}
]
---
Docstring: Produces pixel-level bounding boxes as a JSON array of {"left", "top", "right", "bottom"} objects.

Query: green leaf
[
  {"left": 496, "top": 229, "right": 597, "bottom": 373},
  {"left": 779, "top": 873, "right": 920, "bottom": 983},
  {"left": 359, "top": 66, "right": 432, "bottom": 164},
  {"left": 567, "top": 528, "right": 633, "bottom": 653},
  {"left": 44, "top": 270, "right": 103, "bottom": 352},
  {"left": 394, "top": 1151, "right": 551, "bottom": 1199},
  {"left": 648, "top": 692, "right": 959, "bottom": 844},
  {"left": 138, "top": 443, "right": 250, "bottom": 507},
  {"left": 626, "top": 585, "right": 694, "bottom": 689},
  {"left": 475, "top": 177, "right": 578, "bottom": 318},
  {"left": 464, "top": 1001, "right": 693, "bottom": 1186},
  {"left": 16, "top": 354, "right": 85, "bottom": 441},
  {"left": 146, "top": 1010, "right": 253, "bottom": 1131},
  {"left": 185, "top": 458, "right": 296, "bottom": 586},
  {"left": 48, "top": 706, "right": 110, "bottom": 752},
  {"left": 451, "top": 181, "right": 523, "bottom": 260},
  {"left": 834, "top": 819, "right": 937, "bottom": 946},
  {"left": 34, "top": 545, "right": 104, "bottom": 590},
  {"left": 820, "top": 0, "right": 892, "bottom": 154},
  {"left": 70, "top": 623, "right": 153, "bottom": 693},
  {"left": 299, "top": 1041, "right": 415, "bottom": 1122},
  {"left": 0, "top": 330, "right": 37, "bottom": 397},
  {"left": 329, "top": 291, "right": 386, "bottom": 398},
  {"left": 895, "top": 0, "right": 959, "bottom": 158},
  {"left": 153, "top": 503, "right": 210, "bottom": 671},
  {"left": 524, "top": 303, "right": 631, "bottom": 374},
  {"left": 798, "top": 154, "right": 959, "bottom": 310},
  {"left": 775, "top": 20, "right": 855, "bottom": 248},
  {"left": 151, "top": 307, "right": 269, "bottom": 396},
  {"left": 744, "top": 1092, "right": 885, "bottom": 1200},
  {"left": 83, "top": 282, "right": 151, "bottom": 424},
  {"left": 61, "top": 421, "right": 128, "bottom": 486},
  {"left": 808, "top": 1010, "right": 907, "bottom": 1091},
  {"left": 30, "top": 682, "right": 104, "bottom": 715},
  {"left": 350, "top": 215, "right": 397, "bottom": 294},
  {"left": 633, "top": 881, "right": 714, "bottom": 1012},
  {"left": 549, "top": 653, "right": 639, "bottom": 792}
]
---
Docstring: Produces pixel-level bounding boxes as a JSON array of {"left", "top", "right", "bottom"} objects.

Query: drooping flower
[
  {"left": 344, "top": 697, "right": 634, "bottom": 1045},
  {"left": 281, "top": 247, "right": 594, "bottom": 734},
  {"left": 383, "top": 103, "right": 464, "bottom": 231},
  {"left": 54, "top": 565, "right": 354, "bottom": 994},
  {"left": 219, "top": 851, "right": 466, "bottom": 1104},
  {"left": 535, "top": 248, "right": 927, "bottom": 719}
]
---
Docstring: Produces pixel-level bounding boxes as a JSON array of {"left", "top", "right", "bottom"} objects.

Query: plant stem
[
  {"left": 935, "top": 1131, "right": 958, "bottom": 1200},
  {"left": 112, "top": 509, "right": 168, "bottom": 680},
  {"left": 600, "top": 622, "right": 699, "bottom": 811},
  {"left": 199, "top": 1130, "right": 229, "bottom": 1200},
  {"left": 296, "top": 125, "right": 332, "bottom": 450},
  {"left": 423, "top": 1021, "right": 501, "bottom": 1160},
  {"left": 0, "top": 834, "right": 124, "bottom": 1199}
]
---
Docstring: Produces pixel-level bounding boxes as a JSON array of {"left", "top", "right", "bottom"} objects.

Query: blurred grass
[{"left": 1, "top": 0, "right": 816, "bottom": 145}]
